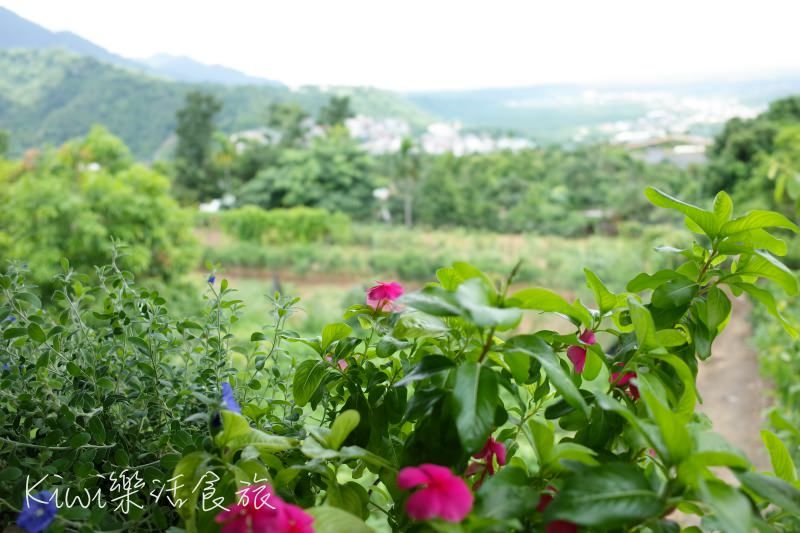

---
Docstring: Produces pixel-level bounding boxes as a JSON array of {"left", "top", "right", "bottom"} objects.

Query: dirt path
[{"left": 696, "top": 295, "right": 770, "bottom": 470}]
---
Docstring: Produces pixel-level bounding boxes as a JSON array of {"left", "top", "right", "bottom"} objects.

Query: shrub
[
  {"left": 220, "top": 205, "right": 351, "bottom": 245},
  {"left": 0, "top": 127, "right": 196, "bottom": 290}
]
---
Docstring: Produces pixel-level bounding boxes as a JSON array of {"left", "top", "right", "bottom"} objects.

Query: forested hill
[{"left": 0, "top": 48, "right": 432, "bottom": 158}]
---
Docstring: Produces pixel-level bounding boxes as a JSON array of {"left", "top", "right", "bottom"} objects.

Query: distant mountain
[
  {"left": 139, "top": 53, "right": 281, "bottom": 86},
  {"left": 0, "top": 48, "right": 432, "bottom": 158},
  {"left": 0, "top": 6, "right": 279, "bottom": 86},
  {"left": 0, "top": 5, "right": 140, "bottom": 69}
]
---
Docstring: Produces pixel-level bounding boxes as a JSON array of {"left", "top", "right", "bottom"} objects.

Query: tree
[
  {"left": 393, "top": 137, "right": 423, "bottom": 228},
  {"left": 0, "top": 128, "right": 196, "bottom": 290},
  {"left": 238, "top": 127, "right": 376, "bottom": 217},
  {"left": 0, "top": 130, "right": 9, "bottom": 158},
  {"left": 267, "top": 102, "right": 309, "bottom": 148},
  {"left": 318, "top": 95, "right": 354, "bottom": 128},
  {"left": 174, "top": 91, "right": 223, "bottom": 202}
]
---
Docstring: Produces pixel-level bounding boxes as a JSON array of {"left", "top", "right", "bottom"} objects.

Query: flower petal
[
  {"left": 566, "top": 346, "right": 587, "bottom": 373},
  {"left": 397, "top": 466, "right": 430, "bottom": 490},
  {"left": 405, "top": 489, "right": 441, "bottom": 521}
]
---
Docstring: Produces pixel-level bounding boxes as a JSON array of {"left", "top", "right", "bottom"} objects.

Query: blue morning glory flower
[
  {"left": 4, "top": 315, "right": 15, "bottom": 322},
  {"left": 2, "top": 364, "right": 9, "bottom": 371},
  {"left": 207, "top": 274, "right": 216, "bottom": 284},
  {"left": 17, "top": 490, "right": 57, "bottom": 533},
  {"left": 221, "top": 381, "right": 241, "bottom": 414}
]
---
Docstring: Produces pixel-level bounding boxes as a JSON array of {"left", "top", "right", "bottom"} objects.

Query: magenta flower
[
  {"left": 367, "top": 281, "right": 404, "bottom": 311},
  {"left": 566, "top": 329, "right": 595, "bottom": 374},
  {"left": 215, "top": 483, "right": 313, "bottom": 533},
  {"left": 398, "top": 464, "right": 474, "bottom": 522},
  {"left": 466, "top": 435, "right": 508, "bottom": 488},
  {"left": 610, "top": 369, "right": 640, "bottom": 401},
  {"left": 537, "top": 488, "right": 579, "bottom": 533},
  {"left": 472, "top": 436, "right": 507, "bottom": 474}
]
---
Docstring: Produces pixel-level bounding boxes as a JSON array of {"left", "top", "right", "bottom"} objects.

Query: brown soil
[{"left": 696, "top": 295, "right": 771, "bottom": 470}]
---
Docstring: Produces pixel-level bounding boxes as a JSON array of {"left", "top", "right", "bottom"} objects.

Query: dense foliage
[
  {"left": 0, "top": 126, "right": 196, "bottom": 289},
  {"left": 2, "top": 190, "right": 799, "bottom": 532}
]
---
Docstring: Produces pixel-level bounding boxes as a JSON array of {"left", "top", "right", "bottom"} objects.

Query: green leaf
[
  {"left": 639, "top": 385, "right": 691, "bottom": 464},
  {"left": 70, "top": 432, "right": 91, "bottom": 448},
  {"left": 712, "top": 191, "right": 733, "bottom": 226},
  {"left": 628, "top": 298, "right": 658, "bottom": 350},
  {"left": 645, "top": 187, "right": 720, "bottom": 237},
  {"left": 293, "top": 360, "right": 330, "bottom": 407},
  {"left": 545, "top": 463, "right": 663, "bottom": 528},
  {"left": 402, "top": 286, "right": 462, "bottom": 317},
  {"left": 0, "top": 466, "right": 22, "bottom": 481},
  {"left": 721, "top": 210, "right": 800, "bottom": 235},
  {"left": 627, "top": 270, "right": 685, "bottom": 293},
  {"left": 395, "top": 355, "right": 455, "bottom": 387},
  {"left": 216, "top": 410, "right": 252, "bottom": 447},
  {"left": 718, "top": 228, "right": 788, "bottom": 256},
  {"left": 505, "top": 335, "right": 589, "bottom": 417},
  {"left": 171, "top": 451, "right": 213, "bottom": 526},
  {"left": 732, "top": 282, "right": 797, "bottom": 337},
  {"left": 451, "top": 362, "right": 499, "bottom": 452},
  {"left": 376, "top": 336, "right": 411, "bottom": 358},
  {"left": 507, "top": 287, "right": 591, "bottom": 327},
  {"left": 328, "top": 410, "right": 360, "bottom": 450},
  {"left": 699, "top": 479, "right": 752, "bottom": 533},
  {"left": 761, "top": 429, "right": 797, "bottom": 482},
  {"left": 27, "top": 323, "right": 46, "bottom": 344},
  {"left": 584, "top": 268, "right": 621, "bottom": 314},
  {"left": 651, "top": 277, "right": 697, "bottom": 309},
  {"left": 305, "top": 506, "right": 374, "bottom": 533},
  {"left": 455, "top": 278, "right": 522, "bottom": 329},
  {"left": 474, "top": 467, "right": 538, "bottom": 520},
  {"left": 321, "top": 323, "right": 352, "bottom": 350},
  {"left": 738, "top": 250, "right": 798, "bottom": 295},
  {"left": 736, "top": 471, "right": 800, "bottom": 515},
  {"left": 529, "top": 418, "right": 555, "bottom": 466}
]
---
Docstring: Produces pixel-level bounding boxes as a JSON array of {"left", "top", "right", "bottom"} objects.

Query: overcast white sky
[{"left": 3, "top": 0, "right": 800, "bottom": 91}]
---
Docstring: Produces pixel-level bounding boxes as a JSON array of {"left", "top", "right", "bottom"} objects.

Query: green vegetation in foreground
[{"left": 2, "top": 190, "right": 800, "bottom": 532}]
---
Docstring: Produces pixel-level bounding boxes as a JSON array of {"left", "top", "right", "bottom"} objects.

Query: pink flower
[
  {"left": 367, "top": 281, "right": 404, "bottom": 311},
  {"left": 566, "top": 329, "right": 595, "bottom": 374},
  {"left": 466, "top": 436, "right": 508, "bottom": 488},
  {"left": 325, "top": 354, "right": 348, "bottom": 371},
  {"left": 473, "top": 436, "right": 507, "bottom": 474},
  {"left": 215, "top": 483, "right": 314, "bottom": 533},
  {"left": 610, "top": 369, "right": 640, "bottom": 401},
  {"left": 398, "top": 464, "right": 474, "bottom": 522},
  {"left": 537, "top": 489, "right": 579, "bottom": 533}
]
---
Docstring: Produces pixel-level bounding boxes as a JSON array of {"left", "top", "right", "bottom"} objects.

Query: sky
[{"left": 4, "top": 0, "right": 800, "bottom": 91}]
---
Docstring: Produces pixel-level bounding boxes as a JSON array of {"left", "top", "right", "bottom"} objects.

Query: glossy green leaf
[
  {"left": 293, "top": 360, "right": 330, "bottom": 407},
  {"left": 395, "top": 355, "right": 455, "bottom": 387},
  {"left": 761, "top": 429, "right": 797, "bottom": 482},
  {"left": 305, "top": 505, "right": 374, "bottom": 533},
  {"left": 645, "top": 187, "right": 719, "bottom": 237},
  {"left": 451, "top": 362, "right": 498, "bottom": 452},
  {"left": 721, "top": 210, "right": 800, "bottom": 235},
  {"left": 505, "top": 335, "right": 589, "bottom": 417},
  {"left": 545, "top": 463, "right": 663, "bottom": 527},
  {"left": 507, "top": 288, "right": 591, "bottom": 327},
  {"left": 328, "top": 410, "right": 360, "bottom": 450}
]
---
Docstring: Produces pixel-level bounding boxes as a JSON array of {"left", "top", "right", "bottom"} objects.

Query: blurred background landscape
[{"left": 2, "top": 1, "right": 800, "bottom": 464}]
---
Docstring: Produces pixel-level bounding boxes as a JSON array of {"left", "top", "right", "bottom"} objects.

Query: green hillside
[{"left": 0, "top": 48, "right": 432, "bottom": 158}]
